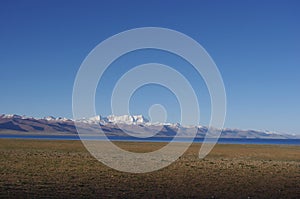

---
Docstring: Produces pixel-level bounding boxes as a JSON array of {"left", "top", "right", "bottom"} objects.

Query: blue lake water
[{"left": 0, "top": 134, "right": 299, "bottom": 145}]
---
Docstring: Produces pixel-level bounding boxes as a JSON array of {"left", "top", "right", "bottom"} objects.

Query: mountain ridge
[{"left": 0, "top": 114, "right": 298, "bottom": 139}]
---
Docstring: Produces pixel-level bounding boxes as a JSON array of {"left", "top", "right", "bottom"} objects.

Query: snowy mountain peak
[
  {"left": 2, "top": 114, "right": 23, "bottom": 119},
  {"left": 44, "top": 116, "right": 56, "bottom": 121},
  {"left": 43, "top": 116, "right": 72, "bottom": 122},
  {"left": 88, "top": 115, "right": 102, "bottom": 122}
]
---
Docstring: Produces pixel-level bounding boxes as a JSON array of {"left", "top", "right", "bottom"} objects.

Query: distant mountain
[{"left": 0, "top": 114, "right": 298, "bottom": 139}]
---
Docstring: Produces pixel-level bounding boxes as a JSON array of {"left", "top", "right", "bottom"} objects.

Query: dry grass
[{"left": 0, "top": 139, "right": 299, "bottom": 198}]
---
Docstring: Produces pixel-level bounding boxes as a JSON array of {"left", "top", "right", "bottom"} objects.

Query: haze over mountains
[{"left": 0, "top": 114, "right": 297, "bottom": 139}]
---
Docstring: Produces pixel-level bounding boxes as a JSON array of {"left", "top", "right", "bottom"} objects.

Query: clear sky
[{"left": 0, "top": 0, "right": 299, "bottom": 134}]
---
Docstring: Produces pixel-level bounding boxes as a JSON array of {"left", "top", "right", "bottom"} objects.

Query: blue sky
[{"left": 0, "top": 0, "right": 299, "bottom": 134}]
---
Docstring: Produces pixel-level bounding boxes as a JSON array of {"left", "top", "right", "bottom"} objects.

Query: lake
[{"left": 0, "top": 134, "right": 299, "bottom": 145}]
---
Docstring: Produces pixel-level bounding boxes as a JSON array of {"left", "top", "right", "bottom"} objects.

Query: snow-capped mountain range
[{"left": 0, "top": 114, "right": 298, "bottom": 139}]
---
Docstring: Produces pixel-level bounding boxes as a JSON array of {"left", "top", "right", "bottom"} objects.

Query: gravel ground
[{"left": 0, "top": 139, "right": 299, "bottom": 198}]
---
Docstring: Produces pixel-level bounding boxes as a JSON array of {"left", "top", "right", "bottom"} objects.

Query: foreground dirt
[{"left": 0, "top": 139, "right": 299, "bottom": 198}]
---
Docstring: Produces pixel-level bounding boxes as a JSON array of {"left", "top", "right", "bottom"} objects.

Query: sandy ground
[{"left": 0, "top": 139, "right": 299, "bottom": 198}]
